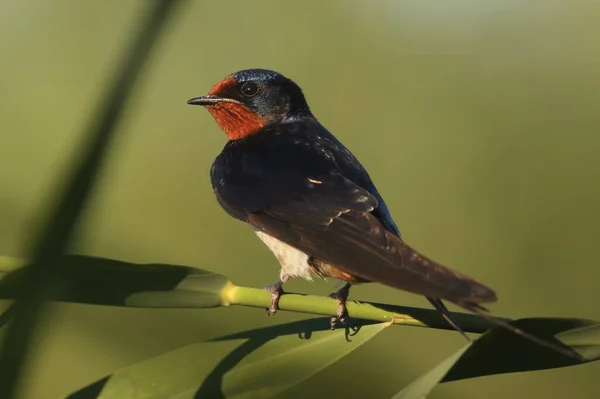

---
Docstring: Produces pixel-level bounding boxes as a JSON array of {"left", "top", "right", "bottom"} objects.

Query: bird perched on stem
[{"left": 187, "top": 69, "right": 578, "bottom": 357}]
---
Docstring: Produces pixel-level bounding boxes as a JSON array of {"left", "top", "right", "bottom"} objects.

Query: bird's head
[{"left": 188, "top": 69, "right": 311, "bottom": 140}]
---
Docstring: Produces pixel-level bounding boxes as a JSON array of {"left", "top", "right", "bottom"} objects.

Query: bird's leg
[
  {"left": 263, "top": 273, "right": 290, "bottom": 316},
  {"left": 328, "top": 282, "right": 352, "bottom": 329}
]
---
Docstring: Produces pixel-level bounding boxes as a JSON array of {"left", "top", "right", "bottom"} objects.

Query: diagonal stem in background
[{"left": 0, "top": 2, "right": 184, "bottom": 398}]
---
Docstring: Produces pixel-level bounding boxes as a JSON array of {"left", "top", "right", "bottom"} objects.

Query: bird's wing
[{"left": 217, "top": 173, "right": 496, "bottom": 304}]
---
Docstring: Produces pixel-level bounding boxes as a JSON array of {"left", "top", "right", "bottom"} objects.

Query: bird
[
  {"left": 186, "top": 69, "right": 585, "bottom": 359},
  {"left": 186, "top": 68, "right": 499, "bottom": 337}
]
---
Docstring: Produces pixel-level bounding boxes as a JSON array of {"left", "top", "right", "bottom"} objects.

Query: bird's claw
[
  {"left": 264, "top": 281, "right": 284, "bottom": 317},
  {"left": 266, "top": 303, "right": 277, "bottom": 316},
  {"left": 328, "top": 283, "right": 351, "bottom": 329},
  {"left": 330, "top": 314, "right": 350, "bottom": 330}
]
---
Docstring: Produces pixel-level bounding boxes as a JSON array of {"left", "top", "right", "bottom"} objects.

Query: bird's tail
[{"left": 427, "top": 297, "right": 471, "bottom": 341}]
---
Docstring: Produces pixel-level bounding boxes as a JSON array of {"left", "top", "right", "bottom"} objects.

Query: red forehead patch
[{"left": 208, "top": 75, "right": 237, "bottom": 96}]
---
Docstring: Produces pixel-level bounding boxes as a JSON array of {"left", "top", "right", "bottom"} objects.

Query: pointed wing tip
[{"left": 474, "top": 285, "right": 497, "bottom": 303}]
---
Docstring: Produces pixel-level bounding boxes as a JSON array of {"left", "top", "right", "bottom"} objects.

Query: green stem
[
  {"left": 0, "top": 255, "right": 505, "bottom": 335},
  {"left": 226, "top": 285, "right": 504, "bottom": 334}
]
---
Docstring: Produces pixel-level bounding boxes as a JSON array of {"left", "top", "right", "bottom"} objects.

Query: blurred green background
[{"left": 1, "top": 0, "right": 600, "bottom": 398}]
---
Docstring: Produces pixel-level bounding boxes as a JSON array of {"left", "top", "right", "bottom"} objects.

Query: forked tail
[{"left": 427, "top": 297, "right": 471, "bottom": 341}]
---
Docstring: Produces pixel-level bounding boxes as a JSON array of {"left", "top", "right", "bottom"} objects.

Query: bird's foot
[
  {"left": 328, "top": 283, "right": 352, "bottom": 330},
  {"left": 329, "top": 305, "right": 350, "bottom": 329},
  {"left": 264, "top": 280, "right": 284, "bottom": 316}
]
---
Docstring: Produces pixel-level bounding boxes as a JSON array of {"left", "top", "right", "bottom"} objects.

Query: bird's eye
[{"left": 240, "top": 82, "right": 260, "bottom": 97}]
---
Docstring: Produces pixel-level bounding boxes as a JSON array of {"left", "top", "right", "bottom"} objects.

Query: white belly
[{"left": 255, "top": 230, "right": 315, "bottom": 280}]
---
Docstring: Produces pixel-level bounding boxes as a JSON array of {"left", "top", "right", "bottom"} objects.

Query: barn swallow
[
  {"left": 186, "top": 68, "right": 496, "bottom": 335},
  {"left": 187, "top": 69, "right": 578, "bottom": 357}
]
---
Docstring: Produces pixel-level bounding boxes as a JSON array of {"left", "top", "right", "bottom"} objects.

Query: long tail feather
[
  {"left": 457, "top": 301, "right": 583, "bottom": 360},
  {"left": 427, "top": 297, "right": 471, "bottom": 342}
]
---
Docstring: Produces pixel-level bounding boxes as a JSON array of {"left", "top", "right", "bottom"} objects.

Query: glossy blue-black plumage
[
  {"left": 211, "top": 116, "right": 400, "bottom": 236},
  {"left": 208, "top": 69, "right": 496, "bottom": 305}
]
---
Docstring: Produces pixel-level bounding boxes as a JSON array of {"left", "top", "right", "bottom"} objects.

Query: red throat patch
[
  {"left": 206, "top": 103, "right": 265, "bottom": 141},
  {"left": 206, "top": 75, "right": 266, "bottom": 141}
]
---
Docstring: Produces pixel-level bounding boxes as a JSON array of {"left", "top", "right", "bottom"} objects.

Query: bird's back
[{"left": 211, "top": 118, "right": 400, "bottom": 236}]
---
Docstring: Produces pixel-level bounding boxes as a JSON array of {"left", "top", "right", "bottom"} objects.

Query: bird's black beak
[{"left": 187, "top": 95, "right": 242, "bottom": 106}]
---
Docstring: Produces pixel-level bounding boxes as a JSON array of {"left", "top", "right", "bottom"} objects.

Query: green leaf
[
  {"left": 556, "top": 323, "right": 600, "bottom": 360},
  {"left": 68, "top": 319, "right": 389, "bottom": 399},
  {"left": 441, "top": 318, "right": 598, "bottom": 383},
  {"left": 0, "top": 255, "right": 230, "bottom": 309},
  {"left": 392, "top": 345, "right": 469, "bottom": 399},
  {"left": 4, "top": 255, "right": 600, "bottom": 399},
  {"left": 391, "top": 318, "right": 600, "bottom": 399}
]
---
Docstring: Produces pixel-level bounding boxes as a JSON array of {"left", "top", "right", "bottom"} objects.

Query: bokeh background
[{"left": 1, "top": 1, "right": 600, "bottom": 398}]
